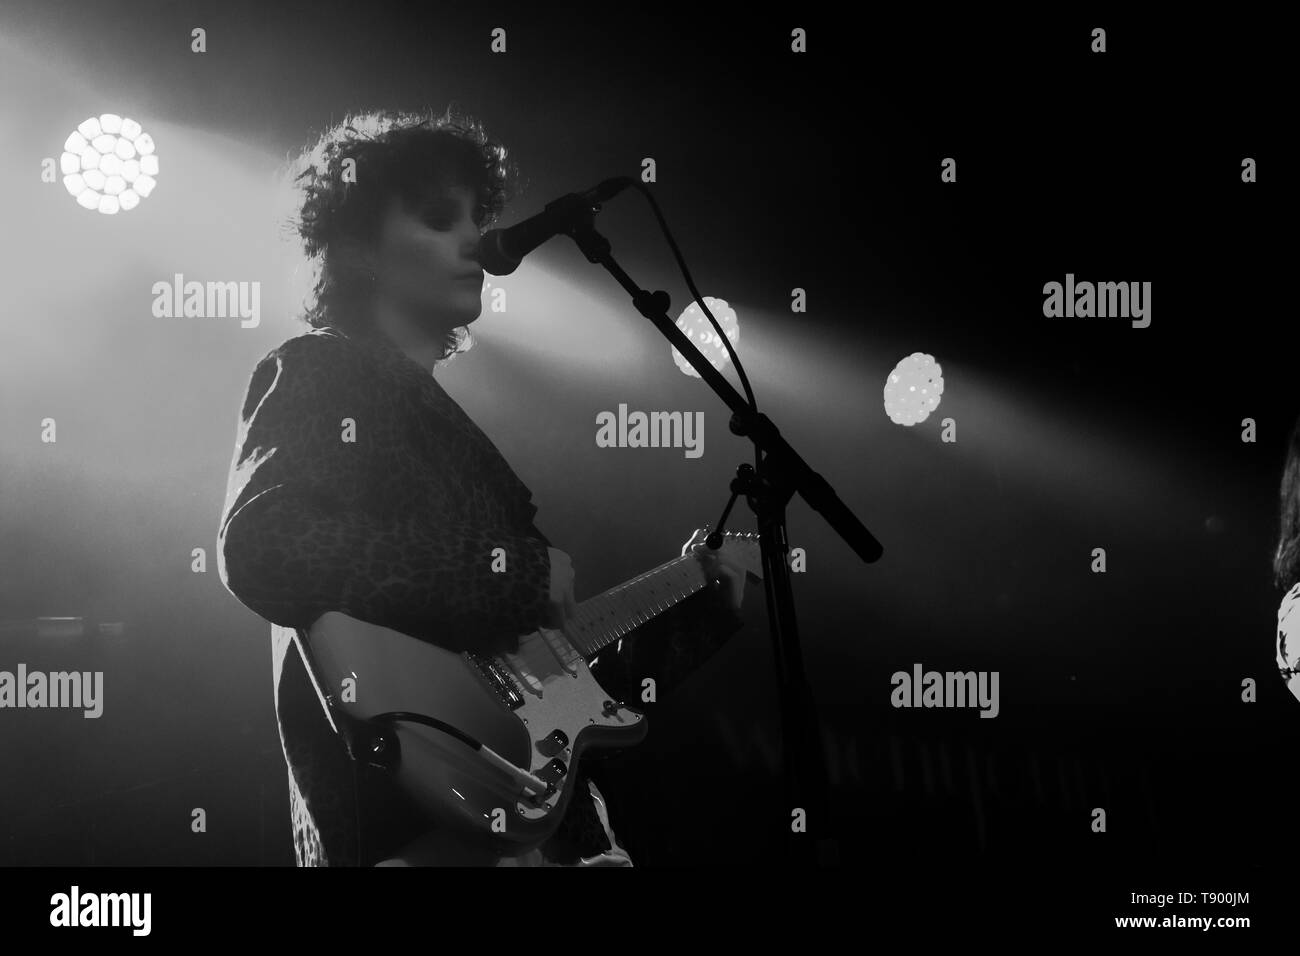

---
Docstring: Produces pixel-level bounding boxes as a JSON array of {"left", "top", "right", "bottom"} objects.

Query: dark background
[{"left": 0, "top": 1, "right": 1290, "bottom": 878}]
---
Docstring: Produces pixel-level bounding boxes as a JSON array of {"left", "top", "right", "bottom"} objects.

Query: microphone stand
[{"left": 552, "top": 195, "right": 884, "bottom": 866}]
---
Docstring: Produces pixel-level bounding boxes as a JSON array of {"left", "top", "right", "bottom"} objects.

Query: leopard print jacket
[
  {"left": 1277, "top": 582, "right": 1300, "bottom": 705},
  {"left": 218, "top": 324, "right": 744, "bottom": 865}
]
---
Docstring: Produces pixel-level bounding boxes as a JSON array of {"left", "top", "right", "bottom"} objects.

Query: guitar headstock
[{"left": 682, "top": 526, "right": 764, "bottom": 580}]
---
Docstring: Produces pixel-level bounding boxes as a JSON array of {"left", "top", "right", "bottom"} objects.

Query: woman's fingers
[{"left": 717, "top": 565, "right": 746, "bottom": 611}]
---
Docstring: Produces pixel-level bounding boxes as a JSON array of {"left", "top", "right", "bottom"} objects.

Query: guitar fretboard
[{"left": 565, "top": 555, "right": 710, "bottom": 656}]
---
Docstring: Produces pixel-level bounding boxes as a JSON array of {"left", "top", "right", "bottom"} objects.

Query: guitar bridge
[{"left": 465, "top": 652, "right": 526, "bottom": 710}]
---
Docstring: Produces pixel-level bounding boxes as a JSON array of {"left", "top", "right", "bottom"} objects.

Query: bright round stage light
[
  {"left": 60, "top": 113, "right": 159, "bottom": 215},
  {"left": 883, "top": 351, "right": 945, "bottom": 426},
  {"left": 671, "top": 296, "right": 740, "bottom": 378}
]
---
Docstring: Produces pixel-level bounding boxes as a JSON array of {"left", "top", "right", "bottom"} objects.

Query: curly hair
[{"left": 278, "top": 105, "right": 521, "bottom": 362}]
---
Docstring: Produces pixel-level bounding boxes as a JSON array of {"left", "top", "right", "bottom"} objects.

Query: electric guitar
[{"left": 301, "top": 527, "right": 762, "bottom": 855}]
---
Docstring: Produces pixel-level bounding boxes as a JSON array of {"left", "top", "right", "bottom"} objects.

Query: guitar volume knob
[
  {"left": 536, "top": 757, "right": 568, "bottom": 786},
  {"left": 536, "top": 728, "right": 569, "bottom": 757}
]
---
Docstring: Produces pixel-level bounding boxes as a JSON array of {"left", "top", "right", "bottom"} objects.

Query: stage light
[
  {"left": 883, "top": 351, "right": 945, "bottom": 425},
  {"left": 671, "top": 296, "right": 739, "bottom": 378},
  {"left": 60, "top": 113, "right": 159, "bottom": 214}
]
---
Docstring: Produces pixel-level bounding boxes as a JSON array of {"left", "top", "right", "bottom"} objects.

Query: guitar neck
[{"left": 565, "top": 554, "right": 710, "bottom": 656}]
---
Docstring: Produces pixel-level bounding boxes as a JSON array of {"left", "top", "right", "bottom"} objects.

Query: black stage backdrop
[{"left": 0, "top": 1, "right": 1288, "bottom": 939}]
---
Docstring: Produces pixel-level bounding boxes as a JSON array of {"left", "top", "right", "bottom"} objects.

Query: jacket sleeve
[{"left": 216, "top": 334, "right": 552, "bottom": 651}]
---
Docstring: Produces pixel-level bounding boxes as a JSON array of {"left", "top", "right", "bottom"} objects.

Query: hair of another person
[{"left": 1272, "top": 412, "right": 1300, "bottom": 590}]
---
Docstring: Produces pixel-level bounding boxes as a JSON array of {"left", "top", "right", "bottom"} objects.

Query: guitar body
[
  {"left": 302, "top": 528, "right": 760, "bottom": 856},
  {"left": 307, "top": 613, "right": 646, "bottom": 854}
]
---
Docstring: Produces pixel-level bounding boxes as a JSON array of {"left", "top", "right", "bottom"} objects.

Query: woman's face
[{"left": 370, "top": 183, "right": 485, "bottom": 334}]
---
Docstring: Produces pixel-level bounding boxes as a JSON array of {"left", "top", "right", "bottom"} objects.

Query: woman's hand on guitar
[
  {"left": 546, "top": 547, "right": 578, "bottom": 629},
  {"left": 682, "top": 528, "right": 747, "bottom": 612}
]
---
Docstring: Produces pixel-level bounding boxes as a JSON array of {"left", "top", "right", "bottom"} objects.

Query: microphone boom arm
[{"left": 554, "top": 199, "right": 883, "bottom": 867}]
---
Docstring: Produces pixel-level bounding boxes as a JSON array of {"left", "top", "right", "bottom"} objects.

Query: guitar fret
[{"left": 571, "top": 553, "right": 724, "bottom": 655}]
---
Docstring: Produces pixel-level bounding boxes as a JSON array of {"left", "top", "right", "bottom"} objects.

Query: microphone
[{"left": 477, "top": 176, "right": 633, "bottom": 276}]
